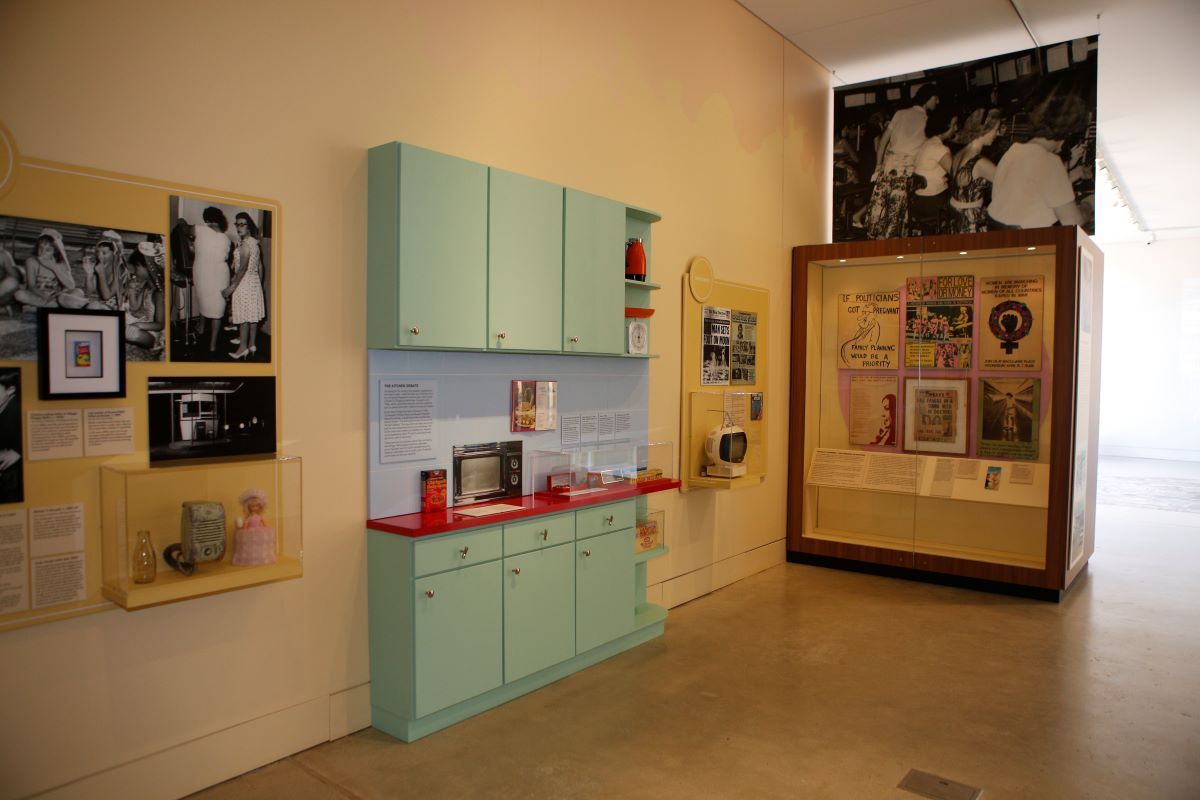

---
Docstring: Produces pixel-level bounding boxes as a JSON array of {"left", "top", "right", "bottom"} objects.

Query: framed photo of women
[{"left": 168, "top": 196, "right": 272, "bottom": 363}]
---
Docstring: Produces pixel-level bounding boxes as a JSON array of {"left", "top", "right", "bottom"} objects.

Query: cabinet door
[
  {"left": 489, "top": 169, "right": 563, "bottom": 352},
  {"left": 504, "top": 544, "right": 575, "bottom": 682},
  {"left": 576, "top": 528, "right": 635, "bottom": 653},
  {"left": 413, "top": 561, "right": 502, "bottom": 717},
  {"left": 397, "top": 144, "right": 488, "bottom": 349},
  {"left": 563, "top": 189, "right": 624, "bottom": 354}
]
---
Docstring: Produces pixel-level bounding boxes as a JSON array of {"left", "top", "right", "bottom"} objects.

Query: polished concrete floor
[{"left": 194, "top": 460, "right": 1200, "bottom": 799}]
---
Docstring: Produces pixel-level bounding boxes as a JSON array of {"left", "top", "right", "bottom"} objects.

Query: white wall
[
  {"left": 0, "top": 1, "right": 828, "bottom": 797},
  {"left": 1098, "top": 237, "right": 1200, "bottom": 460}
]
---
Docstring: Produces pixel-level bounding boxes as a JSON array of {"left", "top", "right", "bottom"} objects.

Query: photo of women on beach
[
  {"left": 168, "top": 196, "right": 272, "bottom": 363},
  {"left": 0, "top": 214, "right": 165, "bottom": 361}
]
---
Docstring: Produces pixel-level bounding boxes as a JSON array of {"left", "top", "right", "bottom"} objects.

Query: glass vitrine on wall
[{"left": 787, "top": 227, "right": 1102, "bottom": 599}]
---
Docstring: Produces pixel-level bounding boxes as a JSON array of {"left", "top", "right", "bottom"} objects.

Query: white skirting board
[
  {"left": 655, "top": 538, "right": 785, "bottom": 609},
  {"left": 33, "top": 685, "right": 372, "bottom": 800}
]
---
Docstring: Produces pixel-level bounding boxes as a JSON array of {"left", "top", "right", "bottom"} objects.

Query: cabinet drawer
[
  {"left": 413, "top": 527, "right": 502, "bottom": 577},
  {"left": 576, "top": 500, "right": 635, "bottom": 540},
  {"left": 503, "top": 513, "right": 575, "bottom": 556}
]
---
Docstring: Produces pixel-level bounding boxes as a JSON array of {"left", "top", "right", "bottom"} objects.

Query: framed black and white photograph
[
  {"left": 148, "top": 376, "right": 275, "bottom": 464},
  {"left": 37, "top": 308, "right": 126, "bottom": 399},
  {"left": 833, "top": 36, "right": 1097, "bottom": 242},
  {"left": 0, "top": 367, "right": 23, "bottom": 505},
  {"left": 0, "top": 213, "right": 165, "bottom": 361},
  {"left": 168, "top": 196, "right": 273, "bottom": 364}
]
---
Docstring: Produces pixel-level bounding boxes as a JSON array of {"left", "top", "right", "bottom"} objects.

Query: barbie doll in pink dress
[{"left": 232, "top": 487, "right": 276, "bottom": 566}]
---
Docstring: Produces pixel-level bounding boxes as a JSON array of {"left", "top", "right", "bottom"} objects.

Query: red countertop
[{"left": 368, "top": 478, "right": 681, "bottom": 538}]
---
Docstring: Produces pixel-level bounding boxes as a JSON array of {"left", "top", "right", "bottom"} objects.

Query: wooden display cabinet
[{"left": 787, "top": 227, "right": 1102, "bottom": 599}]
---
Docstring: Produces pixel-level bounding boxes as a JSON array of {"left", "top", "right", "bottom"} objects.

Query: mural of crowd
[{"left": 833, "top": 36, "right": 1097, "bottom": 242}]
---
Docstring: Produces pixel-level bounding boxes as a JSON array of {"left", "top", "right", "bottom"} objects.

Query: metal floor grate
[{"left": 897, "top": 768, "right": 983, "bottom": 800}]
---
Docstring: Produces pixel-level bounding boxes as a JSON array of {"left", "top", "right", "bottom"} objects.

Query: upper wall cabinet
[
  {"left": 488, "top": 169, "right": 563, "bottom": 352},
  {"left": 368, "top": 143, "right": 488, "bottom": 350},
  {"left": 563, "top": 189, "right": 625, "bottom": 355}
]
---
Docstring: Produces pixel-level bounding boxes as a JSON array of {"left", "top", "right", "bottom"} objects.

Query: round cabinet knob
[
  {"left": 605, "top": 515, "right": 614, "bottom": 525},
  {"left": 460, "top": 546, "right": 470, "bottom": 559},
  {"left": 540, "top": 529, "right": 549, "bottom": 541},
  {"left": 512, "top": 567, "right": 521, "bottom": 575},
  {"left": 425, "top": 589, "right": 435, "bottom": 598},
  {"left": 569, "top": 336, "right": 580, "bottom": 344},
  {"left": 582, "top": 550, "right": 592, "bottom": 558},
  {"left": 496, "top": 331, "right": 507, "bottom": 340},
  {"left": 409, "top": 325, "right": 420, "bottom": 336}
]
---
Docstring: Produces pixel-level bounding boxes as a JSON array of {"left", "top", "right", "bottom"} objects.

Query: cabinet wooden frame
[{"left": 787, "top": 227, "right": 1102, "bottom": 597}]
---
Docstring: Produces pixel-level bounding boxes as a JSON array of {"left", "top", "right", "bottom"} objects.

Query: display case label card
[
  {"left": 929, "top": 458, "right": 956, "bottom": 497},
  {"left": 0, "top": 510, "right": 28, "bottom": 614},
  {"left": 580, "top": 412, "right": 599, "bottom": 444},
  {"left": 837, "top": 290, "right": 899, "bottom": 369},
  {"left": 29, "top": 503, "right": 84, "bottom": 558},
  {"left": 597, "top": 412, "right": 615, "bottom": 442},
  {"left": 380, "top": 380, "right": 436, "bottom": 463},
  {"left": 31, "top": 552, "right": 85, "bottom": 610},
  {"left": 560, "top": 415, "right": 581, "bottom": 446},
  {"left": 612, "top": 411, "right": 632, "bottom": 438},
  {"left": 83, "top": 407, "right": 134, "bottom": 457},
  {"left": 807, "top": 448, "right": 868, "bottom": 488},
  {"left": 904, "top": 275, "right": 974, "bottom": 369},
  {"left": 27, "top": 409, "right": 83, "bottom": 461},
  {"left": 979, "top": 275, "right": 1044, "bottom": 370}
]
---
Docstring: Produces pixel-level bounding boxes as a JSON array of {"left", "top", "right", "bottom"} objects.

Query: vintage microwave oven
[{"left": 452, "top": 441, "right": 523, "bottom": 505}]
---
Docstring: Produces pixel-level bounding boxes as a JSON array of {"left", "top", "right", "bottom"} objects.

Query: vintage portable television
[
  {"left": 179, "top": 500, "right": 227, "bottom": 562},
  {"left": 704, "top": 419, "right": 748, "bottom": 478},
  {"left": 452, "top": 441, "right": 523, "bottom": 505}
]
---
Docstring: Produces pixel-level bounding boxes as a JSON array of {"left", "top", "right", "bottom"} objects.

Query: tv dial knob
[
  {"left": 509, "top": 458, "right": 520, "bottom": 469},
  {"left": 510, "top": 474, "right": 519, "bottom": 485}
]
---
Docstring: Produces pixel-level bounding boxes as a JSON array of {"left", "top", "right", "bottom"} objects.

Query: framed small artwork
[
  {"left": 510, "top": 380, "right": 558, "bottom": 432},
  {"left": 37, "top": 308, "right": 126, "bottom": 399},
  {"left": 903, "top": 377, "right": 969, "bottom": 455}
]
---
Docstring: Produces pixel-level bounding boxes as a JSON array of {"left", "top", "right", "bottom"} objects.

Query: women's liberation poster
[
  {"left": 979, "top": 275, "right": 1044, "bottom": 371},
  {"left": 837, "top": 290, "right": 900, "bottom": 369},
  {"left": 904, "top": 275, "right": 974, "bottom": 369},
  {"left": 849, "top": 375, "right": 898, "bottom": 447}
]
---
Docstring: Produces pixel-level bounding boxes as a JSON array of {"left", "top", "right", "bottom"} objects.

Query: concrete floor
[{"left": 193, "top": 461, "right": 1200, "bottom": 799}]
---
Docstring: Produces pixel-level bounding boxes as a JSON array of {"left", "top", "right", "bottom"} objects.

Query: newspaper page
[
  {"left": 905, "top": 379, "right": 968, "bottom": 454},
  {"left": 979, "top": 275, "right": 1044, "bottom": 370},
  {"left": 730, "top": 310, "right": 757, "bottom": 385},
  {"left": 977, "top": 377, "right": 1040, "bottom": 460},
  {"left": 701, "top": 306, "right": 730, "bottom": 385},
  {"left": 837, "top": 290, "right": 900, "bottom": 369},
  {"left": 904, "top": 274, "right": 974, "bottom": 369},
  {"left": 849, "top": 375, "right": 899, "bottom": 447}
]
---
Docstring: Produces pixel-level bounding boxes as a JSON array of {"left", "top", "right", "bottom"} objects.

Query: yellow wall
[{"left": 0, "top": 1, "right": 828, "bottom": 795}]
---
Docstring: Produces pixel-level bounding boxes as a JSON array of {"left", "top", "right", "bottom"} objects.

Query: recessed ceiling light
[
  {"left": 839, "top": 259, "right": 846, "bottom": 263},
  {"left": 959, "top": 251, "right": 968, "bottom": 255},
  {"left": 897, "top": 255, "right": 904, "bottom": 259},
  {"left": 1027, "top": 246, "right": 1036, "bottom": 251}
]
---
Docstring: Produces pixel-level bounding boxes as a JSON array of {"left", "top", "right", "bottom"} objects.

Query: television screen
[{"left": 721, "top": 432, "right": 748, "bottom": 464}]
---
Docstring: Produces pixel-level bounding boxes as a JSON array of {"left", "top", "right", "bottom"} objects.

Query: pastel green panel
[
  {"left": 576, "top": 528, "right": 635, "bottom": 653},
  {"left": 398, "top": 144, "right": 487, "bottom": 349},
  {"left": 563, "top": 189, "right": 625, "bottom": 354},
  {"left": 367, "top": 144, "right": 400, "bottom": 348},
  {"left": 503, "top": 512, "right": 575, "bottom": 556},
  {"left": 366, "top": 530, "right": 414, "bottom": 720},
  {"left": 488, "top": 169, "right": 563, "bottom": 352},
  {"left": 503, "top": 544, "right": 575, "bottom": 683},
  {"left": 413, "top": 561, "right": 502, "bottom": 718}
]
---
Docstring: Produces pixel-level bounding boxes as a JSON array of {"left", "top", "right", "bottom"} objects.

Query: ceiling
[{"left": 739, "top": 0, "right": 1200, "bottom": 242}]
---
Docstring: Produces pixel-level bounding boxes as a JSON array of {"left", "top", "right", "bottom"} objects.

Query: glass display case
[
  {"left": 788, "top": 227, "right": 1101, "bottom": 599},
  {"left": 100, "top": 455, "right": 303, "bottom": 609},
  {"left": 528, "top": 440, "right": 675, "bottom": 501}
]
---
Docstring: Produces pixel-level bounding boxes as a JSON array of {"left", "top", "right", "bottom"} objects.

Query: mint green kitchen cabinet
[
  {"left": 367, "top": 497, "right": 665, "bottom": 742},
  {"left": 367, "top": 142, "right": 488, "bottom": 350},
  {"left": 413, "top": 561, "right": 503, "bottom": 718},
  {"left": 562, "top": 189, "right": 626, "bottom": 354},
  {"left": 503, "top": 544, "right": 575, "bottom": 682},
  {"left": 488, "top": 169, "right": 563, "bottom": 352},
  {"left": 576, "top": 528, "right": 635, "bottom": 653}
]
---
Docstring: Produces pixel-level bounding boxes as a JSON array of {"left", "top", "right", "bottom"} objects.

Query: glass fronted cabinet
[{"left": 787, "top": 227, "right": 1102, "bottom": 599}]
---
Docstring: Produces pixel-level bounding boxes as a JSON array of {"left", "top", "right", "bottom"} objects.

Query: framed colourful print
[{"left": 37, "top": 308, "right": 126, "bottom": 399}]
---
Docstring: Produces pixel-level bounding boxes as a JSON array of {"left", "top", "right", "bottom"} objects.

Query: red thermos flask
[{"left": 625, "top": 238, "right": 646, "bottom": 281}]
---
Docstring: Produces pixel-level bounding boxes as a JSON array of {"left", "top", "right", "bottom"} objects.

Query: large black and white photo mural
[{"left": 833, "top": 36, "right": 1097, "bottom": 242}]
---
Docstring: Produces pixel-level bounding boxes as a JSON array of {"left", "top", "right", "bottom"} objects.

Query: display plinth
[
  {"left": 788, "top": 227, "right": 1102, "bottom": 596},
  {"left": 686, "top": 391, "right": 766, "bottom": 489},
  {"left": 100, "top": 455, "right": 303, "bottom": 610}
]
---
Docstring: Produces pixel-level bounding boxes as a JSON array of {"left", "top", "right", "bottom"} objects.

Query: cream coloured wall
[{"left": 0, "top": 1, "right": 828, "bottom": 796}]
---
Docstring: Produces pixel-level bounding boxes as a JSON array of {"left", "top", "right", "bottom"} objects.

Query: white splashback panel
[{"left": 368, "top": 350, "right": 649, "bottom": 519}]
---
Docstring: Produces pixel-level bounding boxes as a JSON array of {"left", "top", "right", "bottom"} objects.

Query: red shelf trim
[{"left": 368, "top": 479, "right": 681, "bottom": 538}]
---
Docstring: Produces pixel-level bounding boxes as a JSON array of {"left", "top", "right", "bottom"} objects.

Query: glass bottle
[{"left": 132, "top": 530, "right": 157, "bottom": 584}]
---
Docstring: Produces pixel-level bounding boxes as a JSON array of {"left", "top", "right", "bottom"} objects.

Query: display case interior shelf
[
  {"left": 100, "top": 455, "right": 302, "bottom": 610},
  {"left": 686, "top": 391, "right": 766, "bottom": 490}
]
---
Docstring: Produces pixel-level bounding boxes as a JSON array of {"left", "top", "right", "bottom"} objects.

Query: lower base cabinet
[
  {"left": 368, "top": 499, "right": 664, "bottom": 742},
  {"left": 576, "top": 529, "right": 634, "bottom": 653}
]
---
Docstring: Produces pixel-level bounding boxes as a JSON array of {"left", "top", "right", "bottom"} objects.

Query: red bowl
[{"left": 624, "top": 307, "right": 655, "bottom": 318}]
